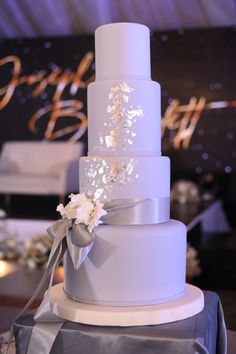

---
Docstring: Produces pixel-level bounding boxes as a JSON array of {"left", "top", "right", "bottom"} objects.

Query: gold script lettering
[
  {"left": 162, "top": 97, "right": 206, "bottom": 150},
  {"left": 1, "top": 53, "right": 236, "bottom": 146},
  {"left": 0, "top": 56, "right": 21, "bottom": 109},
  {"left": 29, "top": 100, "right": 87, "bottom": 142},
  {"left": 162, "top": 97, "right": 236, "bottom": 150},
  {"left": 0, "top": 52, "right": 94, "bottom": 140}
]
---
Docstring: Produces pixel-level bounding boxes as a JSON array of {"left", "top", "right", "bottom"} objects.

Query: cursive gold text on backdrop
[
  {"left": 162, "top": 97, "right": 236, "bottom": 149},
  {"left": 0, "top": 54, "right": 235, "bottom": 147},
  {"left": 0, "top": 54, "right": 95, "bottom": 141}
]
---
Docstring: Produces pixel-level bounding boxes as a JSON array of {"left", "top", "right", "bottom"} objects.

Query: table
[{"left": 12, "top": 291, "right": 227, "bottom": 354}]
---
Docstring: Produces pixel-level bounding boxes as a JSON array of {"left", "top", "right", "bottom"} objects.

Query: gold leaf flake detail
[{"left": 98, "top": 81, "right": 144, "bottom": 151}]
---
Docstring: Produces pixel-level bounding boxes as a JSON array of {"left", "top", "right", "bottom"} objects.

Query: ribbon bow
[{"left": 6, "top": 219, "right": 95, "bottom": 354}]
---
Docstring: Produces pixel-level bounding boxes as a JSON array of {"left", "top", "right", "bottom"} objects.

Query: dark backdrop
[{"left": 0, "top": 27, "right": 235, "bottom": 177}]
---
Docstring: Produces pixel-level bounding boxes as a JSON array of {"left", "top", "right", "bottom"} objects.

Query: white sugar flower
[
  {"left": 56, "top": 203, "right": 77, "bottom": 220},
  {"left": 69, "top": 193, "right": 90, "bottom": 207},
  {"left": 75, "top": 199, "right": 94, "bottom": 225},
  {"left": 88, "top": 200, "right": 107, "bottom": 233},
  {"left": 56, "top": 193, "right": 107, "bottom": 233}
]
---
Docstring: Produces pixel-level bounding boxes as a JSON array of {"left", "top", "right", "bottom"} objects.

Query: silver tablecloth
[{"left": 13, "top": 291, "right": 227, "bottom": 354}]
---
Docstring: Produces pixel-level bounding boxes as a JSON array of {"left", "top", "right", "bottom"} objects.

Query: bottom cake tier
[{"left": 64, "top": 219, "right": 186, "bottom": 306}]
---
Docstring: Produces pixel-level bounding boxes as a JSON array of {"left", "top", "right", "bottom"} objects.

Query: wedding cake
[
  {"left": 61, "top": 22, "right": 204, "bottom": 318},
  {"left": 7, "top": 26, "right": 205, "bottom": 352},
  {"left": 10, "top": 22, "right": 221, "bottom": 354}
]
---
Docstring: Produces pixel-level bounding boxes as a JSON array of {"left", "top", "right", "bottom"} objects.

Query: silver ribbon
[
  {"left": 6, "top": 219, "right": 95, "bottom": 354},
  {"left": 103, "top": 198, "right": 169, "bottom": 225},
  {"left": 7, "top": 197, "right": 169, "bottom": 354}
]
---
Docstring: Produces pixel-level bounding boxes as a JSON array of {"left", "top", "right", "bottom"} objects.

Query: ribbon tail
[
  {"left": 34, "top": 290, "right": 63, "bottom": 322},
  {"left": 26, "top": 322, "right": 64, "bottom": 354},
  {"left": 67, "top": 223, "right": 95, "bottom": 270},
  {"left": 26, "top": 233, "right": 68, "bottom": 354},
  {"left": 6, "top": 219, "right": 97, "bottom": 354},
  {"left": 27, "top": 223, "right": 96, "bottom": 353},
  {"left": 46, "top": 220, "right": 68, "bottom": 265},
  {"left": 34, "top": 238, "right": 67, "bottom": 323},
  {"left": 5, "top": 221, "right": 68, "bottom": 353}
]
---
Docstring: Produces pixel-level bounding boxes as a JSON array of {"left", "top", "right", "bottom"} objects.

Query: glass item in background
[
  {"left": 171, "top": 180, "right": 201, "bottom": 205},
  {"left": 199, "top": 173, "right": 218, "bottom": 202}
]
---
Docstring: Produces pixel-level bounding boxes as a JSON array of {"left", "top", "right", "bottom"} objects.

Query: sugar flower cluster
[{"left": 57, "top": 193, "right": 107, "bottom": 233}]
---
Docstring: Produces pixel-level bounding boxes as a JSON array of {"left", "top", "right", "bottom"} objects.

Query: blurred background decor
[
  {"left": 186, "top": 243, "right": 201, "bottom": 282},
  {"left": 170, "top": 179, "right": 201, "bottom": 205},
  {"left": 19, "top": 233, "right": 52, "bottom": 269}
]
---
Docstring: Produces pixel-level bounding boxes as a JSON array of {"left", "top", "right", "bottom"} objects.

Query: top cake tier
[
  {"left": 88, "top": 22, "right": 161, "bottom": 156},
  {"left": 95, "top": 23, "right": 150, "bottom": 80}
]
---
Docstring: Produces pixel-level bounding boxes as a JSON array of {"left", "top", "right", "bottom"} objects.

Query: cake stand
[{"left": 49, "top": 283, "right": 204, "bottom": 326}]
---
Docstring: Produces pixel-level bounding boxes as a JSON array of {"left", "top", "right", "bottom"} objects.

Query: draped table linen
[{"left": 13, "top": 291, "right": 227, "bottom": 354}]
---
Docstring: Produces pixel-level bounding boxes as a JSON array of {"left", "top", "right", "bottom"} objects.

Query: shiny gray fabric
[
  {"left": 5, "top": 220, "right": 67, "bottom": 353},
  {"left": 103, "top": 198, "right": 170, "bottom": 224},
  {"left": 26, "top": 322, "right": 63, "bottom": 354},
  {"left": 6, "top": 219, "right": 95, "bottom": 354},
  {"left": 13, "top": 291, "right": 227, "bottom": 354}
]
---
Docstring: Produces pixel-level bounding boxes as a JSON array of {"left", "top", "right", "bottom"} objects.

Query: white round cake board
[{"left": 49, "top": 283, "right": 204, "bottom": 326}]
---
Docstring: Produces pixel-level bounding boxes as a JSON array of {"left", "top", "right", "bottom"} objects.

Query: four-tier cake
[{"left": 51, "top": 22, "right": 204, "bottom": 326}]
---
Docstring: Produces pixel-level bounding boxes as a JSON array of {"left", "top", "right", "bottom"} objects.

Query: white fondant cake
[{"left": 63, "top": 23, "right": 200, "bottom": 311}]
